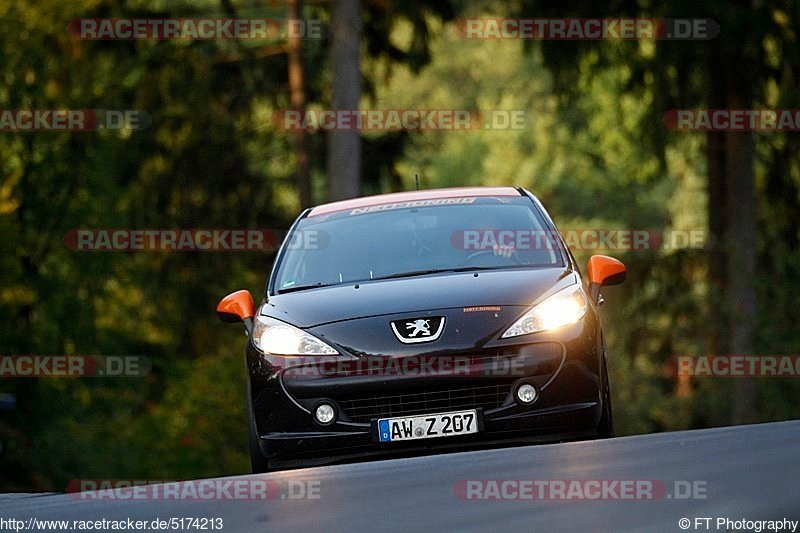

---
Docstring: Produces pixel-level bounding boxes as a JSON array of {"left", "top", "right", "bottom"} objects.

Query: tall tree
[
  {"left": 513, "top": 0, "right": 792, "bottom": 423},
  {"left": 287, "top": 0, "right": 313, "bottom": 208},
  {"left": 328, "top": 0, "right": 362, "bottom": 200},
  {"left": 724, "top": 80, "right": 757, "bottom": 423}
]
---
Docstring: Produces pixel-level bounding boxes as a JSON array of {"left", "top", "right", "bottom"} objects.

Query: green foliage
[
  {"left": 1, "top": 0, "right": 800, "bottom": 492},
  {"left": 0, "top": 0, "right": 456, "bottom": 491},
  {"left": 0, "top": 0, "right": 290, "bottom": 490},
  {"left": 373, "top": 13, "right": 800, "bottom": 435}
]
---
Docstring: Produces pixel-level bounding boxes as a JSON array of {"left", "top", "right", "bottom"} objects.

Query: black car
[{"left": 217, "top": 186, "right": 627, "bottom": 472}]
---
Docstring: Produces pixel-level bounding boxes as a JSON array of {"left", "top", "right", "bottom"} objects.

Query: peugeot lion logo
[
  {"left": 390, "top": 317, "right": 446, "bottom": 344},
  {"left": 405, "top": 319, "right": 431, "bottom": 337}
]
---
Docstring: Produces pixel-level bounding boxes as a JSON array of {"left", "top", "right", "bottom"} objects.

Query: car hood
[{"left": 261, "top": 268, "right": 577, "bottom": 328}]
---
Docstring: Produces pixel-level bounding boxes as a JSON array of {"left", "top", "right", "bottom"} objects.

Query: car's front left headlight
[
  {"left": 252, "top": 315, "right": 338, "bottom": 355},
  {"left": 501, "top": 284, "right": 588, "bottom": 338}
]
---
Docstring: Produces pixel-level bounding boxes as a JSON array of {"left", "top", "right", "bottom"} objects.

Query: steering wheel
[{"left": 459, "top": 250, "right": 521, "bottom": 267}]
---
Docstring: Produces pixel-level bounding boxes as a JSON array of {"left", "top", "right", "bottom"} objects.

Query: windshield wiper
[
  {"left": 370, "top": 266, "right": 503, "bottom": 282},
  {"left": 276, "top": 282, "right": 335, "bottom": 294},
  {"left": 279, "top": 266, "right": 520, "bottom": 292}
]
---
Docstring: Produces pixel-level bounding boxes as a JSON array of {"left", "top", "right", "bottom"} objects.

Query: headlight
[
  {"left": 501, "top": 284, "right": 587, "bottom": 338},
  {"left": 252, "top": 315, "right": 338, "bottom": 355}
]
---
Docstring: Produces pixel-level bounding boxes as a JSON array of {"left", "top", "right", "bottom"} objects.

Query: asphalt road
[{"left": 2, "top": 421, "right": 800, "bottom": 532}]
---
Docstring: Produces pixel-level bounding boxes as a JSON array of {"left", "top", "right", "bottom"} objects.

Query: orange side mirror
[
  {"left": 587, "top": 255, "right": 626, "bottom": 302},
  {"left": 217, "top": 290, "right": 256, "bottom": 324}
]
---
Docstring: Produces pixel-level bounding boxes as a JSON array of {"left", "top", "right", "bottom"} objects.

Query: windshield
[{"left": 272, "top": 196, "right": 563, "bottom": 293}]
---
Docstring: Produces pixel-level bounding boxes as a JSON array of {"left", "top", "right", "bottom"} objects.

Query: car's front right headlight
[
  {"left": 501, "top": 284, "right": 587, "bottom": 338},
  {"left": 252, "top": 315, "right": 338, "bottom": 356}
]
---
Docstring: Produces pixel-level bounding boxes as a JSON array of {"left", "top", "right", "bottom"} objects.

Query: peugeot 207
[{"left": 217, "top": 186, "right": 627, "bottom": 472}]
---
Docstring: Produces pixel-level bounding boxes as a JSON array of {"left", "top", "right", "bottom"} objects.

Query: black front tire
[
  {"left": 247, "top": 381, "right": 272, "bottom": 473},
  {"left": 596, "top": 357, "right": 615, "bottom": 438}
]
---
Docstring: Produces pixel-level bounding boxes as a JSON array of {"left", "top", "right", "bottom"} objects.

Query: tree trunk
[
  {"left": 724, "top": 88, "right": 758, "bottom": 424},
  {"left": 706, "top": 42, "right": 727, "bottom": 359},
  {"left": 287, "top": 0, "right": 312, "bottom": 208},
  {"left": 327, "top": 0, "right": 362, "bottom": 201}
]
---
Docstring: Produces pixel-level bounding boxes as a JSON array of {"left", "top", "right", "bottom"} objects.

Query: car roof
[{"left": 307, "top": 186, "right": 522, "bottom": 217}]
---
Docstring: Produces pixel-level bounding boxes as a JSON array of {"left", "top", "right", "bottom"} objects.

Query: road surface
[{"left": 2, "top": 421, "right": 799, "bottom": 532}]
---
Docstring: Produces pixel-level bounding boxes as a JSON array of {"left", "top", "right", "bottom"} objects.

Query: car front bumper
[{"left": 247, "top": 315, "right": 605, "bottom": 468}]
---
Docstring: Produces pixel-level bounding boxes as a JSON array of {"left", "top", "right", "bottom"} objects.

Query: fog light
[
  {"left": 516, "top": 383, "right": 538, "bottom": 404},
  {"left": 314, "top": 403, "right": 336, "bottom": 425}
]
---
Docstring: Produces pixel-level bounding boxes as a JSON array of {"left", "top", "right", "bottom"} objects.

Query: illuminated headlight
[
  {"left": 252, "top": 316, "right": 338, "bottom": 356},
  {"left": 501, "top": 284, "right": 587, "bottom": 338}
]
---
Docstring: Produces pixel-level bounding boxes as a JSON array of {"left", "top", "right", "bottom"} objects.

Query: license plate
[{"left": 377, "top": 409, "right": 478, "bottom": 442}]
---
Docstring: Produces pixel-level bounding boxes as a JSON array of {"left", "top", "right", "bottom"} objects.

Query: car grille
[{"left": 336, "top": 383, "right": 513, "bottom": 423}]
